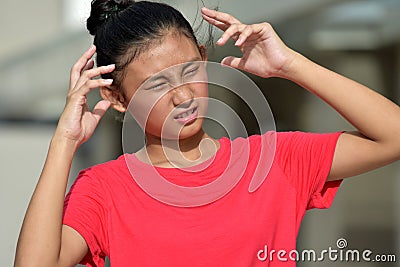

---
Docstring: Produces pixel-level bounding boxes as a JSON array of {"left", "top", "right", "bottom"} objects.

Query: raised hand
[
  {"left": 201, "top": 7, "right": 297, "bottom": 78},
  {"left": 55, "top": 45, "right": 114, "bottom": 148}
]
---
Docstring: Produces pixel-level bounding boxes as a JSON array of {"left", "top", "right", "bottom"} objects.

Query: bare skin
[
  {"left": 15, "top": 46, "right": 113, "bottom": 266},
  {"left": 14, "top": 8, "right": 400, "bottom": 266},
  {"left": 200, "top": 7, "right": 400, "bottom": 181}
]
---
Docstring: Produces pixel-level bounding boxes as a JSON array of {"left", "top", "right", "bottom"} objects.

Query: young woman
[{"left": 15, "top": 1, "right": 400, "bottom": 266}]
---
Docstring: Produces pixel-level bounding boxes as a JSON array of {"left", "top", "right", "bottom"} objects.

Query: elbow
[
  {"left": 395, "top": 149, "right": 400, "bottom": 162},
  {"left": 385, "top": 144, "right": 400, "bottom": 164},
  {"left": 390, "top": 140, "right": 400, "bottom": 161}
]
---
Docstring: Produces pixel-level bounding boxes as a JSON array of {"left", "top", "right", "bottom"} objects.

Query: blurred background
[{"left": 1, "top": 0, "right": 399, "bottom": 266}]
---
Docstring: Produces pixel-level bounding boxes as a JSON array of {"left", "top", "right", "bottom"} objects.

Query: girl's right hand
[{"left": 54, "top": 45, "right": 115, "bottom": 148}]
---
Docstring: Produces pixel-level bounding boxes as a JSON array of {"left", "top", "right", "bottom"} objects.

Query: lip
[{"left": 173, "top": 106, "right": 198, "bottom": 124}]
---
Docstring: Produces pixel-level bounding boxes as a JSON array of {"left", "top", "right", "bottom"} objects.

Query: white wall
[
  {"left": 0, "top": 1, "right": 61, "bottom": 60},
  {"left": 62, "top": 0, "right": 92, "bottom": 31}
]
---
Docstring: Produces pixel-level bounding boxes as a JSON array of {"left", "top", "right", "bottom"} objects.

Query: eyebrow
[
  {"left": 182, "top": 57, "right": 203, "bottom": 72},
  {"left": 143, "top": 56, "right": 203, "bottom": 83}
]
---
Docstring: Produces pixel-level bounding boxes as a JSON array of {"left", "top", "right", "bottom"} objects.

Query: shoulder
[
  {"left": 82, "top": 154, "right": 127, "bottom": 173},
  {"left": 66, "top": 155, "right": 133, "bottom": 206},
  {"left": 74, "top": 154, "right": 130, "bottom": 185}
]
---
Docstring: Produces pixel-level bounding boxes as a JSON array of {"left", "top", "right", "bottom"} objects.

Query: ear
[
  {"left": 199, "top": 45, "right": 208, "bottom": 61},
  {"left": 100, "top": 86, "right": 127, "bottom": 113}
]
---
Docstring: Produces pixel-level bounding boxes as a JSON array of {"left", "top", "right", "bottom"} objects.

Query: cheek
[
  {"left": 190, "top": 81, "right": 208, "bottom": 99},
  {"left": 128, "top": 91, "right": 168, "bottom": 129},
  {"left": 127, "top": 84, "right": 209, "bottom": 136},
  {"left": 197, "top": 85, "right": 208, "bottom": 98},
  {"left": 194, "top": 84, "right": 209, "bottom": 114},
  {"left": 145, "top": 97, "right": 181, "bottom": 138},
  {"left": 147, "top": 98, "right": 171, "bottom": 125}
]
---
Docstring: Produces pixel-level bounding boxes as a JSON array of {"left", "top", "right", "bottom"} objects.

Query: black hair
[{"left": 87, "top": 0, "right": 200, "bottom": 94}]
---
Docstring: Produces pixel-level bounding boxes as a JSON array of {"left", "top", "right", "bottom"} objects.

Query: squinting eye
[
  {"left": 148, "top": 82, "right": 169, "bottom": 91},
  {"left": 184, "top": 66, "right": 200, "bottom": 76}
]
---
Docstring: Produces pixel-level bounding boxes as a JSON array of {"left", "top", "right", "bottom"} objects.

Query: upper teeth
[{"left": 176, "top": 108, "right": 195, "bottom": 119}]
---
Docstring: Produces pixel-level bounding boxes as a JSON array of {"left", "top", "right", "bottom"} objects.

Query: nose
[{"left": 171, "top": 85, "right": 194, "bottom": 108}]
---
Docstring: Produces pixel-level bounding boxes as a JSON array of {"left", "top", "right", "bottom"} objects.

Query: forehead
[{"left": 122, "top": 33, "right": 201, "bottom": 90}]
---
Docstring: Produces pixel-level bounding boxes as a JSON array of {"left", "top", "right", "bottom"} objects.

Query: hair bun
[{"left": 87, "top": 0, "right": 135, "bottom": 36}]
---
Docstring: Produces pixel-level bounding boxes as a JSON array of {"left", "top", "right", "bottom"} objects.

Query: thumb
[
  {"left": 92, "top": 100, "right": 111, "bottom": 123},
  {"left": 221, "top": 56, "right": 243, "bottom": 70}
]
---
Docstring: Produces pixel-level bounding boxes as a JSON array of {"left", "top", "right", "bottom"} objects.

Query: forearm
[
  {"left": 15, "top": 136, "right": 77, "bottom": 266},
  {"left": 284, "top": 53, "right": 400, "bottom": 151}
]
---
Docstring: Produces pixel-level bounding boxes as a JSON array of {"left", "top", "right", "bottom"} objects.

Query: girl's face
[{"left": 121, "top": 33, "right": 208, "bottom": 140}]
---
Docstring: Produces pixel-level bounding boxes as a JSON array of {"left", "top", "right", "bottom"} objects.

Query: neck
[{"left": 136, "top": 130, "right": 219, "bottom": 168}]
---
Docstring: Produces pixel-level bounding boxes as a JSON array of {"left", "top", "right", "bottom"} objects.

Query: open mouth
[{"left": 173, "top": 106, "right": 198, "bottom": 124}]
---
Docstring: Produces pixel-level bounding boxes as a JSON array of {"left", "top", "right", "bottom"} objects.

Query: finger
[
  {"left": 217, "top": 24, "right": 246, "bottom": 46},
  {"left": 79, "top": 64, "right": 115, "bottom": 82},
  {"left": 201, "top": 13, "right": 229, "bottom": 31},
  {"left": 79, "top": 79, "right": 113, "bottom": 97},
  {"left": 92, "top": 99, "right": 111, "bottom": 123},
  {"left": 221, "top": 56, "right": 243, "bottom": 70},
  {"left": 68, "top": 79, "right": 113, "bottom": 101},
  {"left": 82, "top": 59, "right": 95, "bottom": 73},
  {"left": 73, "top": 64, "right": 115, "bottom": 93},
  {"left": 234, "top": 25, "right": 253, "bottom": 46},
  {"left": 201, "top": 7, "right": 241, "bottom": 26},
  {"left": 70, "top": 45, "right": 96, "bottom": 89}
]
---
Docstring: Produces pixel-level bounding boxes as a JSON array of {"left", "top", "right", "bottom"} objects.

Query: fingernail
[
  {"left": 217, "top": 38, "right": 223, "bottom": 44},
  {"left": 89, "top": 45, "right": 95, "bottom": 51},
  {"left": 235, "top": 38, "right": 241, "bottom": 46},
  {"left": 104, "top": 79, "right": 113, "bottom": 84},
  {"left": 107, "top": 64, "right": 116, "bottom": 69}
]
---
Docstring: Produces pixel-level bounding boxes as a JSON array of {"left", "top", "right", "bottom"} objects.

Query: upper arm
[
  {"left": 57, "top": 225, "right": 88, "bottom": 267},
  {"left": 328, "top": 131, "right": 399, "bottom": 181},
  {"left": 273, "top": 131, "right": 342, "bottom": 210},
  {"left": 62, "top": 170, "right": 109, "bottom": 266}
]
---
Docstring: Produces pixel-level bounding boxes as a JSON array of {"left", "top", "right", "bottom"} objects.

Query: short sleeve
[
  {"left": 275, "top": 131, "right": 343, "bottom": 210},
  {"left": 63, "top": 169, "right": 108, "bottom": 266}
]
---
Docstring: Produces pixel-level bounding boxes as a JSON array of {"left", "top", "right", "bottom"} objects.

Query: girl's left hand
[{"left": 201, "top": 7, "right": 297, "bottom": 78}]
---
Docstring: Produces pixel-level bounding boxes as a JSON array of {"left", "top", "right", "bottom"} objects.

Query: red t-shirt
[{"left": 63, "top": 131, "right": 343, "bottom": 266}]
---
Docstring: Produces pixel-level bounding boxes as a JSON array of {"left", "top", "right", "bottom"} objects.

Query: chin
[
  {"left": 178, "top": 128, "right": 203, "bottom": 140},
  {"left": 177, "top": 120, "right": 205, "bottom": 140}
]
